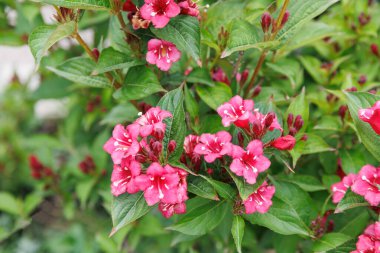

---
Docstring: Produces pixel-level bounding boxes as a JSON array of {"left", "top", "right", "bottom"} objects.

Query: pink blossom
[
  {"left": 103, "top": 124, "right": 140, "bottom": 164},
  {"left": 212, "top": 68, "right": 230, "bottom": 85},
  {"left": 176, "top": 169, "right": 188, "bottom": 203},
  {"left": 159, "top": 202, "right": 186, "bottom": 218},
  {"left": 135, "top": 163, "right": 180, "bottom": 206},
  {"left": 271, "top": 135, "right": 296, "bottom": 150},
  {"left": 217, "top": 95, "right": 254, "bottom": 128},
  {"left": 140, "top": 0, "right": 180, "bottom": 28},
  {"left": 178, "top": 0, "right": 199, "bottom": 18},
  {"left": 359, "top": 101, "right": 380, "bottom": 135},
  {"left": 351, "top": 165, "right": 380, "bottom": 206},
  {"left": 230, "top": 140, "right": 271, "bottom": 184},
  {"left": 352, "top": 222, "right": 380, "bottom": 253},
  {"left": 194, "top": 131, "right": 232, "bottom": 163},
  {"left": 134, "top": 107, "right": 172, "bottom": 137},
  {"left": 111, "top": 158, "right": 141, "bottom": 196},
  {"left": 243, "top": 182, "right": 275, "bottom": 214},
  {"left": 331, "top": 174, "right": 356, "bottom": 203},
  {"left": 146, "top": 39, "right": 181, "bottom": 71}
]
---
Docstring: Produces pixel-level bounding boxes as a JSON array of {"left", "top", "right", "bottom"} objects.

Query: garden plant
[{"left": 1, "top": 0, "right": 380, "bottom": 252}]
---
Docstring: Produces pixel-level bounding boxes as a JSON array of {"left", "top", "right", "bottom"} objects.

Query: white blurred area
[{"left": 0, "top": 4, "right": 93, "bottom": 120}]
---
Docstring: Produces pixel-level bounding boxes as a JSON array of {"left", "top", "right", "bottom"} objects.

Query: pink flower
[
  {"left": 176, "top": 169, "right": 188, "bottom": 203},
  {"left": 243, "top": 182, "right": 275, "bottom": 214},
  {"left": 135, "top": 163, "right": 180, "bottom": 206},
  {"left": 212, "top": 68, "right": 230, "bottom": 85},
  {"left": 178, "top": 0, "right": 199, "bottom": 18},
  {"left": 359, "top": 101, "right": 380, "bottom": 135},
  {"left": 103, "top": 124, "right": 140, "bottom": 164},
  {"left": 352, "top": 222, "right": 380, "bottom": 253},
  {"left": 134, "top": 107, "right": 172, "bottom": 137},
  {"left": 217, "top": 95, "right": 254, "bottom": 128},
  {"left": 184, "top": 135, "right": 199, "bottom": 157},
  {"left": 194, "top": 131, "right": 232, "bottom": 163},
  {"left": 351, "top": 165, "right": 380, "bottom": 206},
  {"left": 331, "top": 174, "right": 357, "bottom": 203},
  {"left": 140, "top": 0, "right": 180, "bottom": 28},
  {"left": 230, "top": 140, "right": 271, "bottom": 184},
  {"left": 159, "top": 202, "right": 186, "bottom": 218},
  {"left": 111, "top": 158, "right": 141, "bottom": 196},
  {"left": 146, "top": 39, "right": 181, "bottom": 71},
  {"left": 271, "top": 135, "right": 296, "bottom": 150}
]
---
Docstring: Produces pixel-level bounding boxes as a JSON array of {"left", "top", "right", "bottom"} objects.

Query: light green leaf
[
  {"left": 119, "top": 66, "right": 165, "bottom": 100},
  {"left": 94, "top": 47, "right": 143, "bottom": 74},
  {"left": 313, "top": 233, "right": 352, "bottom": 252},
  {"left": 167, "top": 200, "right": 228, "bottom": 236},
  {"left": 335, "top": 190, "right": 368, "bottom": 213},
  {"left": 47, "top": 57, "right": 111, "bottom": 88},
  {"left": 0, "top": 192, "right": 21, "bottom": 216},
  {"left": 186, "top": 68, "right": 214, "bottom": 87},
  {"left": 151, "top": 16, "right": 200, "bottom": 61},
  {"left": 111, "top": 192, "right": 152, "bottom": 236},
  {"left": 100, "top": 103, "right": 139, "bottom": 125},
  {"left": 231, "top": 216, "right": 245, "bottom": 253},
  {"left": 31, "top": 0, "right": 111, "bottom": 10},
  {"left": 196, "top": 82, "right": 232, "bottom": 110},
  {"left": 29, "top": 22, "right": 76, "bottom": 65}
]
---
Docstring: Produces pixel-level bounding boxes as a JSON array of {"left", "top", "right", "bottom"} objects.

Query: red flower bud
[
  {"left": 371, "top": 44, "right": 379, "bottom": 57},
  {"left": 122, "top": 0, "right": 137, "bottom": 12},
  {"left": 294, "top": 115, "right": 303, "bottom": 130},
  {"left": 207, "top": 168, "right": 213, "bottom": 175},
  {"left": 92, "top": 48, "right": 100, "bottom": 61},
  {"left": 264, "top": 112, "right": 275, "bottom": 128},
  {"left": 271, "top": 135, "right": 296, "bottom": 150},
  {"left": 281, "top": 11, "right": 290, "bottom": 27},
  {"left": 358, "top": 12, "right": 371, "bottom": 26},
  {"left": 338, "top": 105, "right": 348, "bottom": 120},
  {"left": 287, "top": 113, "right": 294, "bottom": 128},
  {"left": 168, "top": 140, "right": 177, "bottom": 153},
  {"left": 261, "top": 12, "right": 272, "bottom": 33},
  {"left": 301, "top": 134, "right": 308, "bottom": 141},
  {"left": 289, "top": 127, "right": 297, "bottom": 136},
  {"left": 237, "top": 132, "right": 245, "bottom": 147},
  {"left": 252, "top": 85, "right": 262, "bottom": 98},
  {"left": 358, "top": 75, "right": 367, "bottom": 86}
]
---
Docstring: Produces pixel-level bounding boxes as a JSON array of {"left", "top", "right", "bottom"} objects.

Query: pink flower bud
[
  {"left": 371, "top": 43, "right": 379, "bottom": 57},
  {"left": 281, "top": 11, "right": 290, "bottom": 27},
  {"left": 261, "top": 12, "right": 272, "bottom": 33},
  {"left": 271, "top": 135, "right": 296, "bottom": 150},
  {"left": 358, "top": 75, "right": 367, "bottom": 86},
  {"left": 168, "top": 140, "right": 177, "bottom": 153}
]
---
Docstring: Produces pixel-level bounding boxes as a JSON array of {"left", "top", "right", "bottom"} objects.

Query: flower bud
[
  {"left": 122, "top": 0, "right": 137, "bottom": 12},
  {"left": 301, "top": 134, "right": 308, "bottom": 141},
  {"left": 251, "top": 120, "right": 262, "bottom": 137},
  {"left": 237, "top": 132, "right": 245, "bottom": 147},
  {"left": 207, "top": 168, "right": 213, "bottom": 175},
  {"left": 92, "top": 48, "right": 100, "bottom": 61},
  {"left": 281, "top": 11, "right": 290, "bottom": 27},
  {"left": 271, "top": 135, "right": 296, "bottom": 150},
  {"left": 261, "top": 12, "right": 272, "bottom": 33},
  {"left": 358, "top": 12, "right": 371, "bottom": 26},
  {"left": 289, "top": 127, "right": 297, "bottom": 136},
  {"left": 264, "top": 112, "right": 275, "bottom": 128},
  {"left": 358, "top": 75, "right": 367, "bottom": 86},
  {"left": 346, "top": 87, "right": 358, "bottom": 92},
  {"left": 287, "top": 113, "right": 294, "bottom": 128},
  {"left": 252, "top": 85, "right": 262, "bottom": 98},
  {"left": 152, "top": 141, "right": 162, "bottom": 154},
  {"left": 371, "top": 43, "right": 379, "bottom": 57},
  {"left": 168, "top": 140, "right": 177, "bottom": 153},
  {"left": 294, "top": 115, "right": 303, "bottom": 131},
  {"left": 338, "top": 105, "right": 348, "bottom": 120}
]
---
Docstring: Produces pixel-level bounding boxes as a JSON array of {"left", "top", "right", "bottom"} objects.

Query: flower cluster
[
  {"left": 359, "top": 101, "right": 380, "bottom": 135},
  {"left": 103, "top": 107, "right": 188, "bottom": 218},
  {"left": 28, "top": 155, "right": 55, "bottom": 180},
  {"left": 181, "top": 95, "right": 298, "bottom": 214},
  {"left": 122, "top": 0, "right": 200, "bottom": 71},
  {"left": 352, "top": 222, "right": 380, "bottom": 253},
  {"left": 331, "top": 164, "right": 380, "bottom": 206}
]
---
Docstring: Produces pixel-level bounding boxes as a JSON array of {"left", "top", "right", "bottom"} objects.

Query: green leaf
[
  {"left": 199, "top": 175, "right": 237, "bottom": 201},
  {"left": 151, "top": 16, "right": 200, "bottom": 61},
  {"left": 313, "top": 233, "right": 352, "bottom": 252},
  {"left": 167, "top": 200, "right": 228, "bottom": 236},
  {"left": 266, "top": 59, "right": 303, "bottom": 90},
  {"left": 286, "top": 88, "right": 309, "bottom": 132},
  {"left": 100, "top": 103, "right": 139, "bottom": 125},
  {"left": 186, "top": 68, "right": 214, "bottom": 87},
  {"left": 335, "top": 190, "right": 368, "bottom": 213},
  {"left": 187, "top": 177, "right": 219, "bottom": 201},
  {"left": 47, "top": 57, "right": 111, "bottom": 88},
  {"left": 184, "top": 84, "right": 199, "bottom": 119},
  {"left": 196, "top": 82, "right": 232, "bottom": 110},
  {"left": 275, "top": 0, "right": 340, "bottom": 45},
  {"left": 29, "top": 22, "right": 76, "bottom": 65},
  {"left": 0, "top": 192, "right": 21, "bottom": 216},
  {"left": 277, "top": 175, "right": 326, "bottom": 192},
  {"left": 111, "top": 192, "right": 152, "bottom": 236},
  {"left": 222, "top": 19, "right": 279, "bottom": 58},
  {"left": 119, "top": 66, "right": 165, "bottom": 100},
  {"left": 31, "top": 0, "right": 111, "bottom": 10},
  {"left": 76, "top": 177, "right": 97, "bottom": 209},
  {"left": 94, "top": 47, "right": 143, "bottom": 74},
  {"left": 227, "top": 169, "right": 266, "bottom": 200},
  {"left": 345, "top": 92, "right": 380, "bottom": 161},
  {"left": 231, "top": 216, "right": 245, "bottom": 253},
  {"left": 299, "top": 55, "right": 328, "bottom": 85},
  {"left": 157, "top": 87, "right": 186, "bottom": 162}
]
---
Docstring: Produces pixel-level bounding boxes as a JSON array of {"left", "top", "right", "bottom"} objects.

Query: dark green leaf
[
  {"left": 187, "top": 177, "right": 219, "bottom": 201},
  {"left": 94, "top": 47, "right": 143, "bottom": 74},
  {"left": 335, "top": 190, "right": 368, "bottom": 213},
  {"left": 186, "top": 68, "right": 214, "bottom": 87},
  {"left": 231, "top": 216, "right": 245, "bottom": 253},
  {"left": 312, "top": 233, "right": 352, "bottom": 252},
  {"left": 196, "top": 82, "right": 232, "bottom": 110}
]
